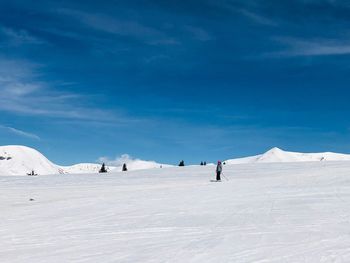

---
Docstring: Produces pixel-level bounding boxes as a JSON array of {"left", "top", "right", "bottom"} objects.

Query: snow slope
[
  {"left": 2, "top": 162, "right": 350, "bottom": 262},
  {"left": 60, "top": 163, "right": 106, "bottom": 174},
  {"left": 0, "top": 145, "right": 62, "bottom": 176},
  {"left": 0, "top": 145, "right": 104, "bottom": 176},
  {"left": 225, "top": 147, "right": 350, "bottom": 164},
  {"left": 0, "top": 145, "right": 170, "bottom": 176}
]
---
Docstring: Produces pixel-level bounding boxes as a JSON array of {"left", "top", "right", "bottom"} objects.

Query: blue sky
[{"left": 1, "top": 0, "right": 350, "bottom": 165}]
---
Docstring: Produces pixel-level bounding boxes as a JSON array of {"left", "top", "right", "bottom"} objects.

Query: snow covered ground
[{"left": 2, "top": 162, "right": 350, "bottom": 262}]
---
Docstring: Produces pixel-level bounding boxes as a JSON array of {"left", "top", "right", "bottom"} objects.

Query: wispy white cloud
[
  {"left": 266, "top": 37, "right": 350, "bottom": 57},
  {"left": 98, "top": 154, "right": 136, "bottom": 166},
  {"left": 144, "top": 54, "right": 170, "bottom": 64},
  {"left": 0, "top": 26, "right": 44, "bottom": 46},
  {"left": 220, "top": 1, "right": 277, "bottom": 27},
  {"left": 0, "top": 58, "right": 121, "bottom": 122},
  {"left": 185, "top": 25, "right": 213, "bottom": 41},
  {"left": 148, "top": 38, "right": 180, "bottom": 46},
  {"left": 0, "top": 125, "right": 40, "bottom": 140},
  {"left": 57, "top": 8, "right": 163, "bottom": 40},
  {"left": 237, "top": 9, "right": 278, "bottom": 26},
  {"left": 98, "top": 154, "right": 164, "bottom": 170},
  {"left": 55, "top": 8, "right": 215, "bottom": 46}
]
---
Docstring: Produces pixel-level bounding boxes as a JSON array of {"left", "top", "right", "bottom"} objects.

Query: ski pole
[{"left": 222, "top": 172, "right": 229, "bottom": 181}]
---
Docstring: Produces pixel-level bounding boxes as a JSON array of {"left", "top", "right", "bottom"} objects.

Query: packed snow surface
[{"left": 2, "top": 162, "right": 350, "bottom": 262}]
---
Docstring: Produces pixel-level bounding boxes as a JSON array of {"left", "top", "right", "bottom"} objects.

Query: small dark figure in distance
[
  {"left": 99, "top": 163, "right": 108, "bottom": 173},
  {"left": 216, "top": 161, "right": 223, "bottom": 181},
  {"left": 200, "top": 161, "right": 204, "bottom": 166},
  {"left": 122, "top": 163, "right": 128, "bottom": 171},
  {"left": 27, "top": 170, "right": 38, "bottom": 176},
  {"left": 204, "top": 161, "right": 207, "bottom": 166},
  {"left": 179, "top": 160, "right": 185, "bottom": 167}
]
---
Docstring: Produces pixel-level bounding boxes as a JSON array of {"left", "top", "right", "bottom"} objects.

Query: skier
[
  {"left": 216, "top": 161, "right": 223, "bottom": 181},
  {"left": 122, "top": 163, "right": 128, "bottom": 172},
  {"left": 99, "top": 163, "right": 107, "bottom": 173}
]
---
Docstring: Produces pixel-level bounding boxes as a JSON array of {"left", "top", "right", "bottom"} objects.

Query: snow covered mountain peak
[
  {"left": 261, "top": 147, "right": 286, "bottom": 157},
  {"left": 256, "top": 147, "right": 299, "bottom": 163},
  {"left": 266, "top": 147, "right": 284, "bottom": 153},
  {"left": 225, "top": 147, "right": 350, "bottom": 165}
]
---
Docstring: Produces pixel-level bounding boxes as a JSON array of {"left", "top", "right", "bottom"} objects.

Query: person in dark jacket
[{"left": 216, "top": 161, "right": 223, "bottom": 181}]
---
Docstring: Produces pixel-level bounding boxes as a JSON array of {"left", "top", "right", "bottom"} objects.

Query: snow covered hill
[
  {"left": 0, "top": 145, "right": 107, "bottom": 176},
  {"left": 0, "top": 145, "right": 62, "bottom": 176},
  {"left": 116, "top": 159, "right": 170, "bottom": 170},
  {"left": 225, "top": 147, "right": 350, "bottom": 164},
  {"left": 99, "top": 154, "right": 173, "bottom": 171},
  {"left": 60, "top": 163, "right": 107, "bottom": 174},
  {"left": 0, "top": 145, "right": 170, "bottom": 176}
]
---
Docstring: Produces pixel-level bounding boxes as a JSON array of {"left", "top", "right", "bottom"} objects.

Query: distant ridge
[
  {"left": 2, "top": 145, "right": 350, "bottom": 176},
  {"left": 0, "top": 145, "right": 170, "bottom": 176},
  {"left": 225, "top": 147, "right": 350, "bottom": 164}
]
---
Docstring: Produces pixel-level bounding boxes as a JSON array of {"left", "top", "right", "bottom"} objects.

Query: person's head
[{"left": 218, "top": 161, "right": 221, "bottom": 164}]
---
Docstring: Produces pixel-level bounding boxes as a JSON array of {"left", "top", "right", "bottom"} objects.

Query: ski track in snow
[{"left": 2, "top": 162, "right": 350, "bottom": 262}]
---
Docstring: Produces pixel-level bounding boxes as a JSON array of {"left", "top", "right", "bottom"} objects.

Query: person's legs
[{"left": 216, "top": 171, "right": 221, "bottom": 181}]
